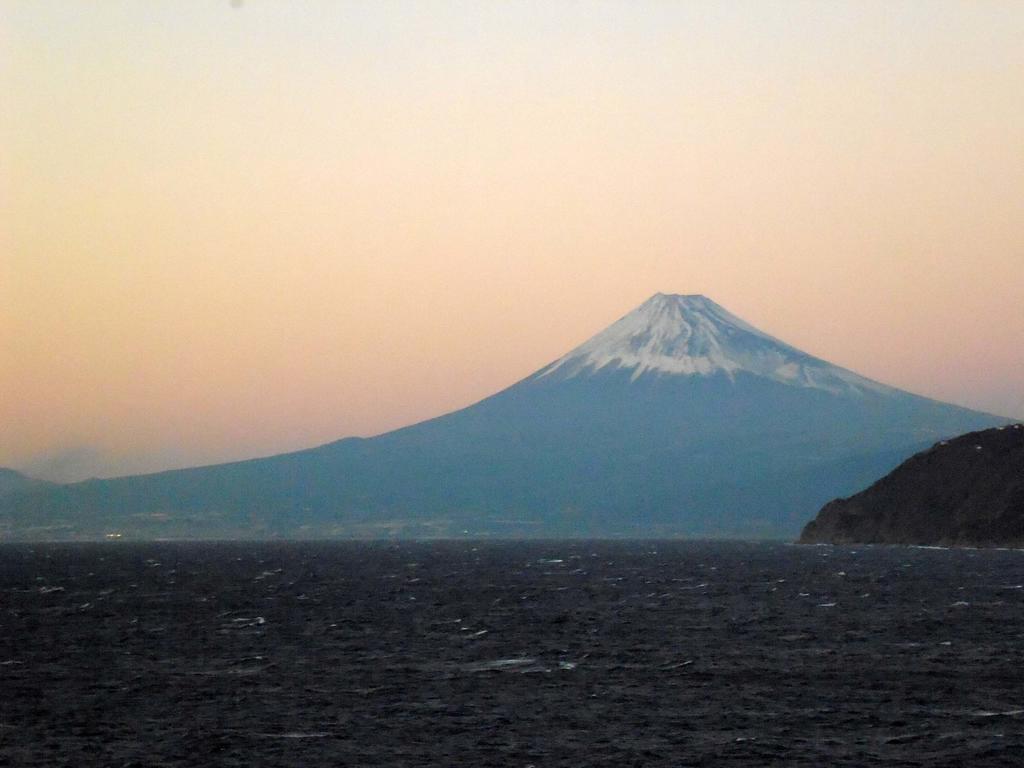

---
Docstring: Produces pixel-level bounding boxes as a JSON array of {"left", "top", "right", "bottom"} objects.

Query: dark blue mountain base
[{"left": 1, "top": 370, "right": 1003, "bottom": 540}]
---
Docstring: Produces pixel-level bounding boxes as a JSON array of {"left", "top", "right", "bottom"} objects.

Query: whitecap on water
[
  {"left": 971, "top": 709, "right": 1024, "bottom": 718},
  {"left": 461, "top": 657, "right": 578, "bottom": 674},
  {"left": 462, "top": 657, "right": 538, "bottom": 673},
  {"left": 659, "top": 660, "right": 693, "bottom": 669},
  {"left": 252, "top": 732, "right": 331, "bottom": 739}
]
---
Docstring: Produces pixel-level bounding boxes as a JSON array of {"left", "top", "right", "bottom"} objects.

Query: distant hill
[
  {"left": 0, "top": 294, "right": 1008, "bottom": 541},
  {"left": 799, "top": 424, "right": 1024, "bottom": 546},
  {"left": 0, "top": 468, "right": 47, "bottom": 496}
]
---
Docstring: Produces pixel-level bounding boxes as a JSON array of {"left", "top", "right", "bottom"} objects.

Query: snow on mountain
[{"left": 536, "top": 293, "right": 895, "bottom": 396}]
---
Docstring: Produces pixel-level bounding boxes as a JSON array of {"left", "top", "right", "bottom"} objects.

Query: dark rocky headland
[{"left": 799, "top": 424, "right": 1024, "bottom": 546}]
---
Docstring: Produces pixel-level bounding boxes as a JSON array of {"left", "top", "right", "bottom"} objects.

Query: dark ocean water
[{"left": 2, "top": 540, "right": 1024, "bottom": 767}]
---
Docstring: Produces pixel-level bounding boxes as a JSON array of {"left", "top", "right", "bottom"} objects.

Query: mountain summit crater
[{"left": 538, "top": 293, "right": 892, "bottom": 395}]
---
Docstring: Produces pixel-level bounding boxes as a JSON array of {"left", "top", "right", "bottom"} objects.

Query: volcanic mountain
[{"left": 0, "top": 294, "right": 1007, "bottom": 540}]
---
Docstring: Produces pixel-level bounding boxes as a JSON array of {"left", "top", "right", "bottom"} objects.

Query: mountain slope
[
  {"left": 799, "top": 425, "right": 1024, "bottom": 546},
  {"left": 0, "top": 469, "right": 46, "bottom": 497},
  {"left": 0, "top": 294, "right": 1008, "bottom": 540}
]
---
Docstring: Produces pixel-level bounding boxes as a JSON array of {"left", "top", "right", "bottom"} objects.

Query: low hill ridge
[{"left": 0, "top": 468, "right": 44, "bottom": 496}]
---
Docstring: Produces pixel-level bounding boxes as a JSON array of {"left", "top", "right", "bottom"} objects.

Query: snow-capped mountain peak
[{"left": 536, "top": 293, "right": 894, "bottom": 395}]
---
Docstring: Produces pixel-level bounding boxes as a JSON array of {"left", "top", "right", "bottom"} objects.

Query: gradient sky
[{"left": 2, "top": 1, "right": 1022, "bottom": 481}]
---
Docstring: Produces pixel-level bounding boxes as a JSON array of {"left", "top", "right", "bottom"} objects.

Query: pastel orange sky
[{"left": 2, "top": 1, "right": 1022, "bottom": 481}]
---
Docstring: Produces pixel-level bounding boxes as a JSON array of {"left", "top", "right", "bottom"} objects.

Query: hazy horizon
[
  {"left": 10, "top": 289, "right": 1019, "bottom": 483},
  {"left": 3, "top": 1, "right": 1022, "bottom": 482}
]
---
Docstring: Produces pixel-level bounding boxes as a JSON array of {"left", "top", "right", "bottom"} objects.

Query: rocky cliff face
[{"left": 799, "top": 424, "right": 1024, "bottom": 546}]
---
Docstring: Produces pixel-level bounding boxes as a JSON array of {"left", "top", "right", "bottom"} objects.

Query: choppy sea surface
[{"left": 2, "top": 540, "right": 1024, "bottom": 767}]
